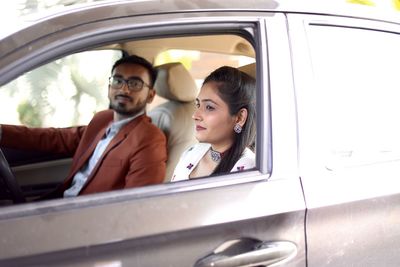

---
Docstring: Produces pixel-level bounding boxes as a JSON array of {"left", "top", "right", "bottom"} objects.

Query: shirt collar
[{"left": 107, "top": 111, "right": 144, "bottom": 136}]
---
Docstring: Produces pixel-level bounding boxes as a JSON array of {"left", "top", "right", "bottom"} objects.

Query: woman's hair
[{"left": 202, "top": 66, "right": 256, "bottom": 175}]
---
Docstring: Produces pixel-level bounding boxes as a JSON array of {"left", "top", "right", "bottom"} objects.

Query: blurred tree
[
  {"left": 10, "top": 0, "right": 116, "bottom": 127},
  {"left": 17, "top": 101, "right": 42, "bottom": 127},
  {"left": 23, "top": 60, "right": 62, "bottom": 127}
]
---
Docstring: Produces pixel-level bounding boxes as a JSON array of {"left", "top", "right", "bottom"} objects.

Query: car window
[
  {"left": 0, "top": 50, "right": 122, "bottom": 127},
  {"left": 0, "top": 31, "right": 258, "bottom": 206},
  {"left": 304, "top": 25, "right": 400, "bottom": 170}
]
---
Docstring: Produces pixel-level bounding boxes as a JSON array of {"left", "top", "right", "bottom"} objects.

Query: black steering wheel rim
[{"left": 0, "top": 148, "right": 26, "bottom": 204}]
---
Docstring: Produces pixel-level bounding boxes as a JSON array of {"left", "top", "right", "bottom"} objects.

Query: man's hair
[{"left": 111, "top": 55, "right": 157, "bottom": 87}]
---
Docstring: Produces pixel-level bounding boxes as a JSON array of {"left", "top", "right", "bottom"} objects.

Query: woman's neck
[{"left": 210, "top": 141, "right": 232, "bottom": 154}]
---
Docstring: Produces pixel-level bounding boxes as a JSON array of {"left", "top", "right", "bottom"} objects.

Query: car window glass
[
  {"left": 306, "top": 25, "right": 400, "bottom": 170},
  {"left": 0, "top": 50, "right": 121, "bottom": 127},
  {"left": 0, "top": 33, "right": 257, "bottom": 206}
]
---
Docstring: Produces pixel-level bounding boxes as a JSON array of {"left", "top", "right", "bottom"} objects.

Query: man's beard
[{"left": 109, "top": 101, "right": 146, "bottom": 117}]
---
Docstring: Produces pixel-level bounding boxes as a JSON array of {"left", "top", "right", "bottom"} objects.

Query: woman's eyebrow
[{"left": 198, "top": 98, "right": 219, "bottom": 106}]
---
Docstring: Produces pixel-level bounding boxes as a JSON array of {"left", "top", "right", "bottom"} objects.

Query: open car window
[
  {"left": 0, "top": 50, "right": 122, "bottom": 127},
  {"left": 0, "top": 31, "right": 258, "bottom": 206}
]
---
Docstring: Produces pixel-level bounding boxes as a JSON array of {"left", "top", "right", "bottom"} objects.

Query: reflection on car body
[{"left": 0, "top": 0, "right": 399, "bottom": 266}]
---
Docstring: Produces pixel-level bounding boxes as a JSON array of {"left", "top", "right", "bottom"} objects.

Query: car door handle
[{"left": 194, "top": 238, "right": 297, "bottom": 267}]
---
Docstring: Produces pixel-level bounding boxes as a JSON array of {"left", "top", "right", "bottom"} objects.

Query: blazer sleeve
[{"left": 0, "top": 124, "right": 86, "bottom": 155}]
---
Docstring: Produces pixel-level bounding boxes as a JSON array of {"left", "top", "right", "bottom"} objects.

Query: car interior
[{"left": 0, "top": 33, "right": 256, "bottom": 205}]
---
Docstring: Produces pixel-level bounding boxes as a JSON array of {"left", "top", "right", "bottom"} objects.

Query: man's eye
[
  {"left": 128, "top": 79, "right": 142, "bottom": 88},
  {"left": 113, "top": 78, "right": 123, "bottom": 85}
]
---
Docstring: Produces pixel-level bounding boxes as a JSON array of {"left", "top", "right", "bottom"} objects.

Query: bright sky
[{"left": 0, "top": 2, "right": 22, "bottom": 38}]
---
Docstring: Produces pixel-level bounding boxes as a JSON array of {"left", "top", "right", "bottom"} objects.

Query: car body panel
[
  {"left": 288, "top": 13, "right": 400, "bottom": 266},
  {"left": 0, "top": 175, "right": 306, "bottom": 266}
]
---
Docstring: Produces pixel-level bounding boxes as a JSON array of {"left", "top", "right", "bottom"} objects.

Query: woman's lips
[{"left": 196, "top": 125, "right": 206, "bottom": 131}]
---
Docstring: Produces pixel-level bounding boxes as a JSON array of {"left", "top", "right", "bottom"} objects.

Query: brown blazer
[{"left": 1, "top": 110, "right": 167, "bottom": 198}]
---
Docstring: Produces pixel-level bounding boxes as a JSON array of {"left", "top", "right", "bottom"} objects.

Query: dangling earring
[{"left": 234, "top": 123, "right": 242, "bottom": 134}]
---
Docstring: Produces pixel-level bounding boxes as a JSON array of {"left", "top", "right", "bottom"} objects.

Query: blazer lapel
[
  {"left": 102, "top": 114, "right": 144, "bottom": 155},
  {"left": 71, "top": 126, "right": 108, "bottom": 174},
  {"left": 82, "top": 115, "right": 146, "bottom": 185},
  {"left": 61, "top": 125, "right": 108, "bottom": 192}
]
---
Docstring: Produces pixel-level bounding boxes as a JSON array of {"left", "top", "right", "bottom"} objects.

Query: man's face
[{"left": 108, "top": 63, "right": 155, "bottom": 120}]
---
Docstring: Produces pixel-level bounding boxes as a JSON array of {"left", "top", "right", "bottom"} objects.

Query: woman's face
[{"left": 192, "top": 81, "right": 237, "bottom": 151}]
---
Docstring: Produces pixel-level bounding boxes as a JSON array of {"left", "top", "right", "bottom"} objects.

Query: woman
[{"left": 171, "top": 66, "right": 256, "bottom": 181}]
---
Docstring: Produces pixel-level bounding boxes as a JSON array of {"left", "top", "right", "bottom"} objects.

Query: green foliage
[{"left": 17, "top": 101, "right": 42, "bottom": 127}]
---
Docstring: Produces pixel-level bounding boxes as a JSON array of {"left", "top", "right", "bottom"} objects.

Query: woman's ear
[{"left": 236, "top": 108, "right": 248, "bottom": 127}]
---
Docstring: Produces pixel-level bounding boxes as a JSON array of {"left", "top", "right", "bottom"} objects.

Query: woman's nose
[{"left": 192, "top": 108, "right": 201, "bottom": 121}]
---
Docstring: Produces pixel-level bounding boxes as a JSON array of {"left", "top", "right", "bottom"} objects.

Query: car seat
[
  {"left": 149, "top": 62, "right": 199, "bottom": 181},
  {"left": 238, "top": 62, "right": 256, "bottom": 78}
]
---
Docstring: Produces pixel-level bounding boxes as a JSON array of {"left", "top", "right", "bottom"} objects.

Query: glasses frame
[{"left": 109, "top": 76, "right": 151, "bottom": 92}]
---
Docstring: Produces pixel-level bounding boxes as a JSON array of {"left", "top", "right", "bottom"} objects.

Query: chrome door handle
[{"left": 194, "top": 238, "right": 297, "bottom": 267}]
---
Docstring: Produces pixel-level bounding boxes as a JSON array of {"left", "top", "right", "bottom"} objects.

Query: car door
[
  {"left": 0, "top": 2, "right": 305, "bottom": 266},
  {"left": 288, "top": 13, "right": 400, "bottom": 266}
]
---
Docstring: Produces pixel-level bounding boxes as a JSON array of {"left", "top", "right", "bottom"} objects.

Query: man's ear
[
  {"left": 147, "top": 89, "right": 156, "bottom": 103},
  {"left": 236, "top": 108, "right": 248, "bottom": 127}
]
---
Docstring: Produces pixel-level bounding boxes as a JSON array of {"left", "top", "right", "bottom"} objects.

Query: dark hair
[
  {"left": 203, "top": 66, "right": 256, "bottom": 175},
  {"left": 111, "top": 55, "right": 157, "bottom": 87}
]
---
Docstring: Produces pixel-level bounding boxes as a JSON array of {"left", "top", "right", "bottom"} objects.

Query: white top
[{"left": 171, "top": 142, "right": 255, "bottom": 182}]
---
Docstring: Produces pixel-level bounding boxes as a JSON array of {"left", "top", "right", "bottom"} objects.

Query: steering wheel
[{"left": 0, "top": 148, "right": 26, "bottom": 204}]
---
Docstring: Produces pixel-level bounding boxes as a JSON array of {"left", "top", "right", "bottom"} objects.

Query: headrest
[
  {"left": 238, "top": 62, "right": 256, "bottom": 78},
  {"left": 154, "top": 62, "right": 199, "bottom": 102}
]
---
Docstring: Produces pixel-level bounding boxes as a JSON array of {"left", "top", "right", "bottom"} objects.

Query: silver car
[{"left": 1, "top": 0, "right": 400, "bottom": 266}]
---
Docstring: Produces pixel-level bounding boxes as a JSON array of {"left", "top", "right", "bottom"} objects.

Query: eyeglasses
[{"left": 109, "top": 76, "right": 151, "bottom": 91}]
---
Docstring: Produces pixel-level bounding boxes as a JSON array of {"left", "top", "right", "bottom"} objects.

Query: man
[{"left": 0, "top": 55, "right": 167, "bottom": 198}]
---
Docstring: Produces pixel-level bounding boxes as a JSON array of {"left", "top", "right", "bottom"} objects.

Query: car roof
[{"left": 2, "top": 0, "right": 399, "bottom": 42}]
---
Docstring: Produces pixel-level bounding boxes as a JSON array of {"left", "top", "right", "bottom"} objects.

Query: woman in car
[{"left": 171, "top": 66, "right": 256, "bottom": 181}]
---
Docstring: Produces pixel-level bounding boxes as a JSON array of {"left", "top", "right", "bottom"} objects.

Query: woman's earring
[{"left": 234, "top": 124, "right": 242, "bottom": 134}]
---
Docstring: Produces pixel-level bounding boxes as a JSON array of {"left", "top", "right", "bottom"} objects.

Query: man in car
[{"left": 0, "top": 55, "right": 167, "bottom": 198}]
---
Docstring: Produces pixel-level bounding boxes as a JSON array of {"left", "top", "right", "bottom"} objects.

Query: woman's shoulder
[
  {"left": 171, "top": 142, "right": 209, "bottom": 182},
  {"left": 183, "top": 142, "right": 209, "bottom": 154},
  {"left": 231, "top": 147, "right": 255, "bottom": 172}
]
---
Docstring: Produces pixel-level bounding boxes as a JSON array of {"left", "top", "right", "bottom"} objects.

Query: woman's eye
[{"left": 205, "top": 105, "right": 214, "bottom": 111}]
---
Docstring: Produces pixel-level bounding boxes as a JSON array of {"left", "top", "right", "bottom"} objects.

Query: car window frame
[{"left": 0, "top": 12, "right": 272, "bottom": 213}]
